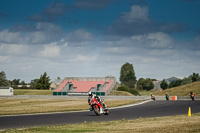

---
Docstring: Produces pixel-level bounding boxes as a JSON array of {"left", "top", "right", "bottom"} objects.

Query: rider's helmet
[{"left": 88, "top": 91, "right": 93, "bottom": 97}]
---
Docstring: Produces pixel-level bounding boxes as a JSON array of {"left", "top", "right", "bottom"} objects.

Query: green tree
[
  {"left": 35, "top": 72, "right": 51, "bottom": 90},
  {"left": 30, "top": 79, "right": 39, "bottom": 89},
  {"left": 20, "top": 80, "right": 26, "bottom": 85},
  {"left": 191, "top": 73, "right": 199, "bottom": 82},
  {"left": 120, "top": 62, "right": 136, "bottom": 88},
  {"left": 169, "top": 80, "right": 182, "bottom": 88},
  {"left": 160, "top": 79, "right": 168, "bottom": 90},
  {"left": 181, "top": 77, "right": 192, "bottom": 85},
  {"left": 143, "top": 78, "right": 154, "bottom": 90},
  {"left": 11, "top": 79, "right": 20, "bottom": 85},
  {"left": 137, "top": 78, "right": 154, "bottom": 90},
  {"left": 0, "top": 71, "right": 10, "bottom": 87},
  {"left": 137, "top": 78, "right": 145, "bottom": 90}
]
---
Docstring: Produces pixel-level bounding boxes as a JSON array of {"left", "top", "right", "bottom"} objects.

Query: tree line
[
  {"left": 118, "top": 62, "right": 200, "bottom": 95},
  {"left": 0, "top": 71, "right": 50, "bottom": 90},
  {"left": 1, "top": 63, "right": 200, "bottom": 92},
  {"left": 160, "top": 73, "right": 200, "bottom": 90}
]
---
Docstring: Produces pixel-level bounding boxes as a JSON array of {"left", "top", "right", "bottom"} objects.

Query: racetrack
[{"left": 0, "top": 100, "right": 200, "bottom": 130}]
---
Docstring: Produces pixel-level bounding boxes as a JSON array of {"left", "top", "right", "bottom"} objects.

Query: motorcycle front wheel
[{"left": 93, "top": 105, "right": 101, "bottom": 116}]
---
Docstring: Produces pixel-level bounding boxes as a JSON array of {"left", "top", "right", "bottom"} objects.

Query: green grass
[
  {"left": 109, "top": 90, "right": 133, "bottom": 96},
  {"left": 14, "top": 89, "right": 53, "bottom": 95},
  {"left": 2, "top": 113, "right": 200, "bottom": 133},
  {"left": 153, "top": 81, "right": 200, "bottom": 96},
  {"left": 138, "top": 81, "right": 200, "bottom": 96}
]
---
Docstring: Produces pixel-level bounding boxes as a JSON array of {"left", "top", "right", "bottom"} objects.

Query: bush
[
  {"left": 117, "top": 85, "right": 129, "bottom": 92},
  {"left": 129, "top": 88, "right": 140, "bottom": 96},
  {"left": 117, "top": 85, "right": 140, "bottom": 96}
]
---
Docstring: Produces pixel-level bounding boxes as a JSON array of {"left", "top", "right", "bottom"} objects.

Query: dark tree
[
  {"left": 160, "top": 79, "right": 168, "bottom": 90},
  {"left": 169, "top": 80, "right": 182, "bottom": 88},
  {"left": 137, "top": 78, "right": 145, "bottom": 90},
  {"left": 120, "top": 62, "right": 136, "bottom": 88},
  {"left": 137, "top": 78, "right": 154, "bottom": 90},
  {"left": 191, "top": 73, "right": 199, "bottom": 82},
  {"left": 35, "top": 72, "right": 51, "bottom": 90},
  {"left": 0, "top": 71, "right": 10, "bottom": 87},
  {"left": 142, "top": 78, "right": 154, "bottom": 91}
]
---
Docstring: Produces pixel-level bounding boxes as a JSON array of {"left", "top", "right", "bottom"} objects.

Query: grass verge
[
  {"left": 2, "top": 113, "right": 200, "bottom": 133},
  {"left": 14, "top": 89, "right": 53, "bottom": 95},
  {"left": 0, "top": 98, "right": 139, "bottom": 116},
  {"left": 139, "top": 81, "right": 200, "bottom": 96}
]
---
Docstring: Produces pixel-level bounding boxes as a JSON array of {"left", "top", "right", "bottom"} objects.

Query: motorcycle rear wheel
[{"left": 104, "top": 109, "right": 109, "bottom": 115}]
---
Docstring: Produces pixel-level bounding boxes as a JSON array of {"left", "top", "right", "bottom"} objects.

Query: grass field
[
  {"left": 14, "top": 89, "right": 53, "bottom": 95},
  {"left": 0, "top": 98, "right": 139, "bottom": 115},
  {"left": 153, "top": 81, "right": 200, "bottom": 96},
  {"left": 138, "top": 81, "right": 200, "bottom": 96},
  {"left": 2, "top": 113, "right": 200, "bottom": 133},
  {"left": 109, "top": 91, "right": 133, "bottom": 96}
]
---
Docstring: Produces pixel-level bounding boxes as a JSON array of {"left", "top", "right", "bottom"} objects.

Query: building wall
[
  {"left": 64, "top": 77, "right": 116, "bottom": 81},
  {"left": 0, "top": 87, "right": 13, "bottom": 96}
]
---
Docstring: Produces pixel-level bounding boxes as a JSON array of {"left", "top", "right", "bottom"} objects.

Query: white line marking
[{"left": 109, "top": 100, "right": 152, "bottom": 110}]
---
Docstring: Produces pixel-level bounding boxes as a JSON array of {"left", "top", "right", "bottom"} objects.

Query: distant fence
[
  {"left": 53, "top": 92, "right": 106, "bottom": 96},
  {"left": 53, "top": 92, "right": 67, "bottom": 96}
]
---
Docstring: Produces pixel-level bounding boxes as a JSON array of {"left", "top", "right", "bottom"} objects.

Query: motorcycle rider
[
  {"left": 88, "top": 91, "right": 105, "bottom": 111},
  {"left": 151, "top": 94, "right": 155, "bottom": 100},
  {"left": 190, "top": 91, "right": 195, "bottom": 101},
  {"left": 165, "top": 92, "right": 169, "bottom": 100}
]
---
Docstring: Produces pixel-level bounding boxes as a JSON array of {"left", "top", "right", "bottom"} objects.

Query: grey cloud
[
  {"left": 0, "top": 22, "right": 62, "bottom": 44},
  {"left": 66, "top": 29, "right": 95, "bottom": 43},
  {"left": 28, "top": 14, "right": 44, "bottom": 22},
  {"left": 10, "top": 24, "right": 36, "bottom": 32},
  {"left": 28, "top": 2, "right": 67, "bottom": 22},
  {"left": 105, "top": 5, "right": 187, "bottom": 38}
]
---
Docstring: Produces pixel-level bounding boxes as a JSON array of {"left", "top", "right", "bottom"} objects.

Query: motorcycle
[
  {"left": 88, "top": 97, "right": 109, "bottom": 116},
  {"left": 190, "top": 92, "right": 195, "bottom": 101}
]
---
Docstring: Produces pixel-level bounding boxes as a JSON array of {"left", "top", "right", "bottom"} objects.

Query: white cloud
[
  {"left": 122, "top": 5, "right": 149, "bottom": 23},
  {"left": 0, "top": 22, "right": 62, "bottom": 44},
  {"left": 0, "top": 56, "right": 10, "bottom": 63},
  {"left": 36, "top": 22, "right": 61, "bottom": 32},
  {"left": 0, "top": 43, "right": 28, "bottom": 55},
  {"left": 39, "top": 43, "right": 61, "bottom": 57},
  {"left": 146, "top": 32, "right": 173, "bottom": 48},
  {"left": 0, "top": 30, "right": 21, "bottom": 43},
  {"left": 103, "top": 46, "right": 133, "bottom": 54},
  {"left": 66, "top": 29, "right": 94, "bottom": 43},
  {"left": 28, "top": 31, "right": 47, "bottom": 44},
  {"left": 73, "top": 55, "right": 96, "bottom": 62}
]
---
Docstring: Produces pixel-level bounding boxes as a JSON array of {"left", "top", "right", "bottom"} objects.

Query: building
[
  {"left": 0, "top": 87, "right": 13, "bottom": 96},
  {"left": 53, "top": 77, "right": 116, "bottom": 96}
]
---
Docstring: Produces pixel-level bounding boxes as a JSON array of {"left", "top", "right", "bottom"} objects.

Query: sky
[{"left": 0, "top": 0, "right": 200, "bottom": 83}]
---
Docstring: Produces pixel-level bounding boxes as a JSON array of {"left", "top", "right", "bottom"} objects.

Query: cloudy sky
[{"left": 0, "top": 0, "right": 200, "bottom": 82}]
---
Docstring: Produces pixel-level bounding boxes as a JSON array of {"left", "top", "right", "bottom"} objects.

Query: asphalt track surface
[{"left": 0, "top": 100, "right": 200, "bottom": 130}]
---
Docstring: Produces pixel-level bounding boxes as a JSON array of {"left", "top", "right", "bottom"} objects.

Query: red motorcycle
[{"left": 88, "top": 97, "right": 109, "bottom": 116}]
